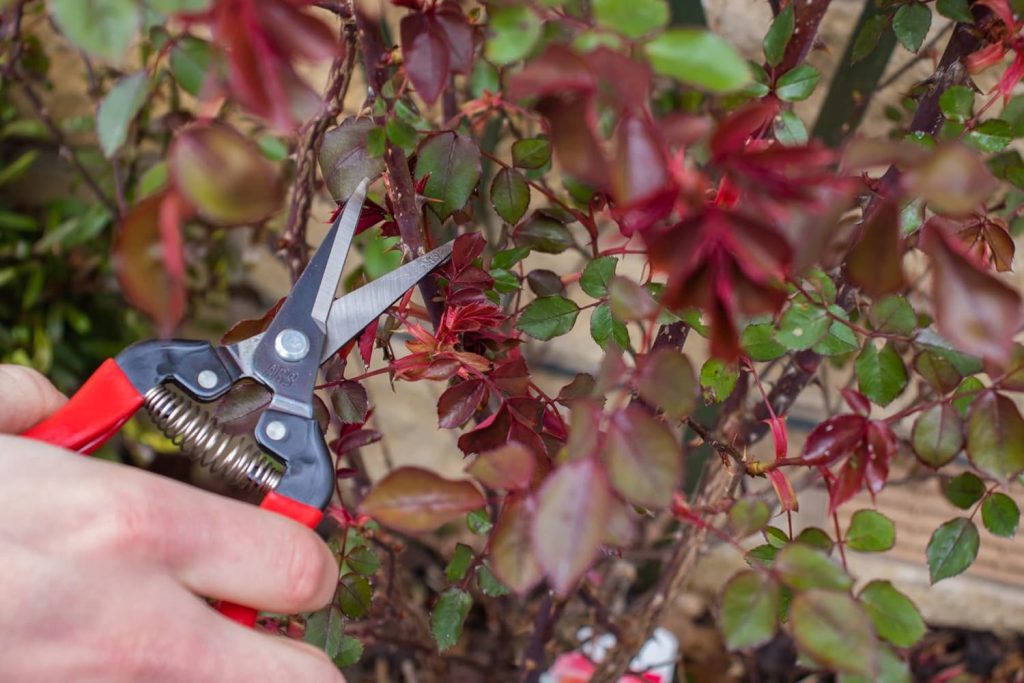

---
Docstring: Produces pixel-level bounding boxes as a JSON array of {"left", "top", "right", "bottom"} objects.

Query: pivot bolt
[
  {"left": 197, "top": 370, "right": 218, "bottom": 389},
  {"left": 265, "top": 420, "right": 288, "bottom": 441},
  {"left": 275, "top": 329, "right": 310, "bottom": 362}
]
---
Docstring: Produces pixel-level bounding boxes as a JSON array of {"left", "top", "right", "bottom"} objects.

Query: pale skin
[{"left": 0, "top": 364, "right": 345, "bottom": 682}]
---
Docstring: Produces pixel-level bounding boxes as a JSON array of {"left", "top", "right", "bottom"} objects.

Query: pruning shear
[{"left": 21, "top": 178, "right": 453, "bottom": 626}]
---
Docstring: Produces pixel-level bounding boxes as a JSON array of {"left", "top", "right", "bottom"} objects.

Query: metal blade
[
  {"left": 321, "top": 241, "right": 454, "bottom": 362},
  {"left": 309, "top": 177, "right": 369, "bottom": 332}
]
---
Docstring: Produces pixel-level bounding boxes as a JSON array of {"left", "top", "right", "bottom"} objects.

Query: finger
[
  {"left": 166, "top": 595, "right": 347, "bottom": 683},
  {"left": 101, "top": 469, "right": 339, "bottom": 614},
  {"left": 0, "top": 365, "right": 67, "bottom": 433},
  {"left": 80, "top": 579, "right": 346, "bottom": 683}
]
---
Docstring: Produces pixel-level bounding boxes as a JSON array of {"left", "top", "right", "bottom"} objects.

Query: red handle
[
  {"left": 22, "top": 359, "right": 144, "bottom": 454},
  {"left": 215, "top": 491, "right": 325, "bottom": 627},
  {"left": 23, "top": 361, "right": 326, "bottom": 629}
]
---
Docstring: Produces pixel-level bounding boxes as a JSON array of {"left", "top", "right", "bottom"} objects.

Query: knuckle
[
  {"left": 107, "top": 624, "right": 203, "bottom": 681},
  {"left": 101, "top": 483, "right": 169, "bottom": 560},
  {"left": 281, "top": 531, "right": 334, "bottom": 609}
]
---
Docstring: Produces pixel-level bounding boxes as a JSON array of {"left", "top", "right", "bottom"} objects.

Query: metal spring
[{"left": 143, "top": 384, "right": 282, "bottom": 493}]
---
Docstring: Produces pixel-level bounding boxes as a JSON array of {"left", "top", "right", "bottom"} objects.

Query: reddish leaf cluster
[
  {"left": 511, "top": 46, "right": 853, "bottom": 360},
  {"left": 398, "top": 0, "right": 475, "bottom": 104},
  {"left": 507, "top": 45, "right": 669, "bottom": 206},
  {"left": 800, "top": 391, "right": 897, "bottom": 513},
  {"left": 186, "top": 0, "right": 340, "bottom": 130}
]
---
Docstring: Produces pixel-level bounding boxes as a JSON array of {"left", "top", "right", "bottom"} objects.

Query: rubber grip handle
[
  {"left": 22, "top": 359, "right": 144, "bottom": 454},
  {"left": 215, "top": 491, "right": 325, "bottom": 627}
]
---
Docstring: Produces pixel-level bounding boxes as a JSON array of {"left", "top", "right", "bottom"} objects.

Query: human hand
[{"left": 0, "top": 364, "right": 344, "bottom": 682}]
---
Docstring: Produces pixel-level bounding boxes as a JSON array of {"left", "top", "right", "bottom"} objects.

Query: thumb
[{"left": 0, "top": 365, "right": 67, "bottom": 434}]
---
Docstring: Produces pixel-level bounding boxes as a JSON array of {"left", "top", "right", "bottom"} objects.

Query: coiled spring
[{"left": 144, "top": 384, "right": 282, "bottom": 492}]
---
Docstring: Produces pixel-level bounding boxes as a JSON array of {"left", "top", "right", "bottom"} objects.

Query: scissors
[{"left": 21, "top": 178, "right": 453, "bottom": 626}]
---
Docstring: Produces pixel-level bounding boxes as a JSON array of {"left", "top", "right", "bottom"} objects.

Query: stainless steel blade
[
  {"left": 321, "top": 241, "right": 454, "bottom": 362},
  {"left": 309, "top": 177, "right": 369, "bottom": 332}
]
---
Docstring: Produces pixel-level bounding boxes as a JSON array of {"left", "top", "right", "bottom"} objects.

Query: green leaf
[
  {"left": 747, "top": 544, "right": 778, "bottom": 566},
  {"left": 776, "top": 301, "right": 830, "bottom": 350},
  {"left": 741, "top": 322, "right": 786, "bottom": 361},
  {"left": 590, "top": 301, "right": 627, "bottom": 348},
  {"left": 773, "top": 110, "right": 808, "bottom": 146},
  {"left": 937, "top": 0, "right": 973, "bottom": 22},
  {"left": 700, "top": 357, "right": 738, "bottom": 404},
  {"left": 606, "top": 404, "right": 683, "bottom": 508},
  {"left": 846, "top": 509, "right": 896, "bottom": 552},
  {"left": 337, "top": 574, "right": 373, "bottom": 618},
  {"left": 470, "top": 59, "right": 500, "bottom": 98},
  {"left": 304, "top": 605, "right": 346, "bottom": 659},
  {"left": 893, "top": 3, "right": 932, "bottom": 53},
  {"left": 49, "top": 0, "right": 138, "bottom": 62},
  {"left": 492, "top": 247, "right": 530, "bottom": 269},
  {"left": 926, "top": 517, "right": 979, "bottom": 583},
  {"left": 511, "top": 137, "right": 551, "bottom": 169},
  {"left": 517, "top": 296, "right": 580, "bottom": 340},
  {"left": 981, "top": 492, "right": 1019, "bottom": 537},
  {"left": 855, "top": 342, "right": 907, "bottom": 406},
  {"left": 813, "top": 309, "right": 859, "bottom": 357},
  {"left": 515, "top": 215, "right": 574, "bottom": 253},
  {"left": 366, "top": 126, "right": 386, "bottom": 157},
  {"left": 609, "top": 277, "right": 659, "bottom": 321},
  {"left": 720, "top": 571, "right": 779, "bottom": 650},
  {"left": 775, "top": 64, "right": 821, "bottom": 102},
  {"left": 169, "top": 36, "right": 210, "bottom": 97},
  {"left": 966, "top": 392, "right": 1024, "bottom": 480},
  {"left": 385, "top": 117, "right": 418, "bottom": 152},
  {"left": 415, "top": 132, "right": 482, "bottom": 219},
  {"left": 147, "top": 0, "right": 212, "bottom": 11},
  {"left": 763, "top": 3, "right": 794, "bottom": 67},
  {"left": 0, "top": 150, "right": 38, "bottom": 187},
  {"left": 490, "top": 268, "right": 519, "bottom": 294},
  {"left": 911, "top": 404, "right": 964, "bottom": 468},
  {"left": 851, "top": 14, "right": 888, "bottom": 64},
  {"left": 445, "top": 542, "right": 474, "bottom": 581},
  {"left": 967, "top": 118, "right": 1013, "bottom": 154},
  {"left": 490, "top": 168, "right": 530, "bottom": 225},
  {"left": 870, "top": 296, "right": 917, "bottom": 335},
  {"left": 953, "top": 376, "right": 985, "bottom": 417},
  {"left": 634, "top": 347, "right": 697, "bottom": 419},
  {"left": 485, "top": 5, "right": 542, "bottom": 65},
  {"left": 859, "top": 580, "right": 926, "bottom": 648},
  {"left": 728, "top": 499, "right": 771, "bottom": 537},
  {"left": 319, "top": 118, "right": 386, "bottom": 200},
  {"left": 915, "top": 351, "right": 962, "bottom": 394},
  {"left": 334, "top": 635, "right": 363, "bottom": 668},
  {"left": 643, "top": 29, "right": 752, "bottom": 93},
  {"left": 593, "top": 0, "right": 667, "bottom": 39},
  {"left": 345, "top": 546, "right": 380, "bottom": 576},
  {"left": 939, "top": 85, "right": 974, "bottom": 123},
  {"left": 764, "top": 526, "right": 789, "bottom": 549},
  {"left": 774, "top": 544, "right": 852, "bottom": 591},
  {"left": 258, "top": 136, "right": 289, "bottom": 161},
  {"left": 476, "top": 564, "right": 510, "bottom": 596},
  {"left": 467, "top": 508, "right": 492, "bottom": 535},
  {"left": 431, "top": 588, "right": 472, "bottom": 652},
  {"left": 795, "top": 527, "right": 834, "bottom": 552},
  {"left": 791, "top": 590, "right": 877, "bottom": 676},
  {"left": 580, "top": 256, "right": 618, "bottom": 299},
  {"left": 944, "top": 472, "right": 986, "bottom": 509},
  {"left": 838, "top": 644, "right": 912, "bottom": 683}
]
